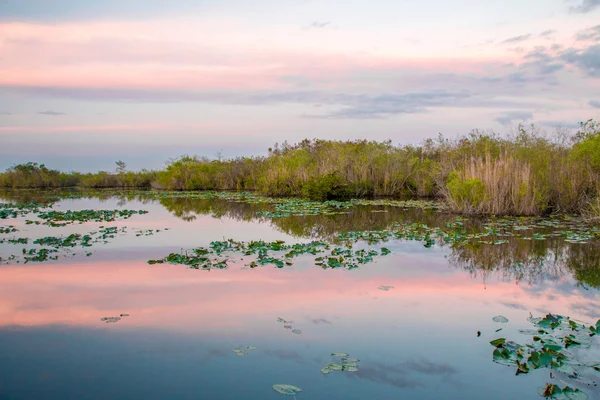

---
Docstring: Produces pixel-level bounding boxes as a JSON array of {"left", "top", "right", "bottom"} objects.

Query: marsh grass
[{"left": 1, "top": 121, "right": 599, "bottom": 217}]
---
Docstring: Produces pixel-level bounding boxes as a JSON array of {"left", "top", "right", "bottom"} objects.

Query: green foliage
[
  {"left": 446, "top": 173, "right": 485, "bottom": 207},
  {"left": 1, "top": 120, "right": 599, "bottom": 216},
  {"left": 301, "top": 173, "right": 353, "bottom": 201}
]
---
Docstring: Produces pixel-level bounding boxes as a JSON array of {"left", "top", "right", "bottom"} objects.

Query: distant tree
[{"left": 115, "top": 160, "right": 127, "bottom": 174}]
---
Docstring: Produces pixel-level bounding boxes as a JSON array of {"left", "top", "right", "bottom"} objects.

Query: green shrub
[
  {"left": 302, "top": 173, "right": 353, "bottom": 201},
  {"left": 446, "top": 172, "right": 485, "bottom": 207}
]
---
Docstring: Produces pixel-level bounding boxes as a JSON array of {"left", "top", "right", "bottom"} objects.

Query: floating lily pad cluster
[
  {"left": 101, "top": 313, "right": 130, "bottom": 324},
  {"left": 233, "top": 345, "right": 257, "bottom": 356},
  {"left": 489, "top": 313, "right": 600, "bottom": 399},
  {"left": 539, "top": 383, "right": 588, "bottom": 399},
  {"left": 148, "top": 238, "right": 391, "bottom": 271},
  {"left": 0, "top": 202, "right": 47, "bottom": 219},
  {"left": 277, "top": 317, "right": 302, "bottom": 335},
  {"left": 0, "top": 225, "right": 17, "bottom": 234},
  {"left": 0, "top": 237, "right": 28, "bottom": 245},
  {"left": 135, "top": 228, "right": 167, "bottom": 236},
  {"left": 0, "top": 226, "right": 132, "bottom": 264},
  {"left": 31, "top": 209, "right": 148, "bottom": 227},
  {"left": 320, "top": 352, "right": 360, "bottom": 374},
  {"left": 338, "top": 216, "right": 600, "bottom": 250},
  {"left": 256, "top": 198, "right": 441, "bottom": 219}
]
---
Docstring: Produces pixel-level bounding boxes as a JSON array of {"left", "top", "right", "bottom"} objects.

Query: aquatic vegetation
[
  {"left": 35, "top": 209, "right": 148, "bottom": 226},
  {"left": 23, "top": 248, "right": 59, "bottom": 263},
  {"left": 149, "top": 237, "right": 391, "bottom": 271},
  {"left": 493, "top": 316, "right": 509, "bottom": 323},
  {"left": 320, "top": 352, "right": 360, "bottom": 374},
  {"left": 489, "top": 313, "right": 600, "bottom": 399},
  {"left": 539, "top": 383, "right": 588, "bottom": 399},
  {"left": 272, "top": 384, "right": 302, "bottom": 396},
  {"left": 101, "top": 314, "right": 129, "bottom": 324},
  {"left": 135, "top": 228, "right": 166, "bottom": 236},
  {"left": 233, "top": 346, "right": 257, "bottom": 356},
  {"left": 1, "top": 202, "right": 47, "bottom": 219},
  {"left": 34, "top": 234, "right": 93, "bottom": 248},
  {"left": 0, "top": 225, "right": 17, "bottom": 234},
  {"left": 378, "top": 286, "right": 394, "bottom": 291},
  {"left": 0, "top": 237, "right": 28, "bottom": 245},
  {"left": 277, "top": 317, "right": 303, "bottom": 335}
]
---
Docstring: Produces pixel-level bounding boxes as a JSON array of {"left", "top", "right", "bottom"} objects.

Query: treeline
[{"left": 1, "top": 120, "right": 599, "bottom": 217}]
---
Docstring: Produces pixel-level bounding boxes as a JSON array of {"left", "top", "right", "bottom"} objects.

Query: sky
[{"left": 1, "top": 0, "right": 600, "bottom": 172}]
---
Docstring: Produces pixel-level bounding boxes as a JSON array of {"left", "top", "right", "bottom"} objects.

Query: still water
[{"left": 1, "top": 190, "right": 599, "bottom": 400}]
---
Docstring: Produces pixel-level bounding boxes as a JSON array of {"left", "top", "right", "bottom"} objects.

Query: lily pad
[
  {"left": 320, "top": 366, "right": 333, "bottom": 374},
  {"left": 291, "top": 329, "right": 302, "bottom": 334},
  {"left": 377, "top": 285, "right": 394, "bottom": 291},
  {"left": 272, "top": 384, "right": 302, "bottom": 396},
  {"left": 493, "top": 315, "right": 509, "bottom": 323},
  {"left": 101, "top": 316, "right": 121, "bottom": 323},
  {"left": 537, "top": 384, "right": 588, "bottom": 399}
]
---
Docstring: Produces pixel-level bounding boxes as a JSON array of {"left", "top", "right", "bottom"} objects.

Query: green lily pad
[
  {"left": 331, "top": 352, "right": 349, "bottom": 357},
  {"left": 272, "top": 384, "right": 302, "bottom": 395},
  {"left": 320, "top": 366, "right": 333, "bottom": 374},
  {"left": 537, "top": 383, "right": 588, "bottom": 399},
  {"left": 493, "top": 315, "right": 509, "bottom": 323},
  {"left": 292, "top": 329, "right": 302, "bottom": 334}
]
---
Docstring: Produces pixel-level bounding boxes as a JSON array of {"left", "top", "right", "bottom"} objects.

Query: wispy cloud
[
  {"left": 590, "top": 100, "right": 600, "bottom": 108},
  {"left": 500, "top": 301, "right": 528, "bottom": 310},
  {"left": 310, "top": 318, "right": 332, "bottom": 324},
  {"left": 305, "top": 90, "right": 472, "bottom": 119},
  {"left": 540, "top": 30, "right": 556, "bottom": 37},
  {"left": 537, "top": 120, "right": 581, "bottom": 129},
  {"left": 38, "top": 110, "right": 66, "bottom": 116},
  {"left": 307, "top": 21, "right": 331, "bottom": 29},
  {"left": 569, "top": 0, "right": 600, "bottom": 13},
  {"left": 560, "top": 44, "right": 600, "bottom": 77},
  {"left": 0, "top": 112, "right": 12, "bottom": 115},
  {"left": 494, "top": 111, "right": 533, "bottom": 125},
  {"left": 575, "top": 24, "right": 600, "bottom": 41},
  {"left": 501, "top": 34, "right": 532, "bottom": 44}
]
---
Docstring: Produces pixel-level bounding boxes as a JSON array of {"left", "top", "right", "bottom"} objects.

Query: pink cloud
[
  {"left": 0, "top": 20, "right": 522, "bottom": 91},
  {"left": 0, "top": 123, "right": 220, "bottom": 133}
]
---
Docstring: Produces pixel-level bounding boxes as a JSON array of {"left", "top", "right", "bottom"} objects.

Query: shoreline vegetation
[{"left": 1, "top": 120, "right": 599, "bottom": 218}]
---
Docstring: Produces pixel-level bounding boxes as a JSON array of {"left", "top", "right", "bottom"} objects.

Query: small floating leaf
[
  {"left": 291, "top": 329, "right": 302, "bottom": 334},
  {"left": 493, "top": 315, "right": 509, "bottom": 323},
  {"left": 320, "top": 366, "right": 333, "bottom": 374},
  {"left": 331, "top": 352, "right": 349, "bottom": 357},
  {"left": 233, "top": 348, "right": 246, "bottom": 356},
  {"left": 272, "top": 384, "right": 302, "bottom": 396},
  {"left": 490, "top": 338, "right": 506, "bottom": 347}
]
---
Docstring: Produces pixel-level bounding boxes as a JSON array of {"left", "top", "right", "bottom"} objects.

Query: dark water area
[{"left": 1, "top": 189, "right": 600, "bottom": 400}]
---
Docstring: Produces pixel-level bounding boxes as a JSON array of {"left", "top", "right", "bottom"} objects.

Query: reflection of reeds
[
  {"left": 448, "top": 237, "right": 568, "bottom": 285},
  {"left": 3, "top": 189, "right": 599, "bottom": 288},
  {"left": 565, "top": 242, "right": 600, "bottom": 288}
]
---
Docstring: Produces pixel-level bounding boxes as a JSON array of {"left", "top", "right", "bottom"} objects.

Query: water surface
[{"left": 1, "top": 190, "right": 599, "bottom": 400}]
